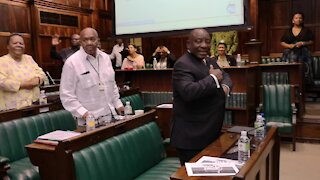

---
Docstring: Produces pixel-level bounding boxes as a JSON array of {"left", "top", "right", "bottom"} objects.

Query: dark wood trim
[
  {"left": 31, "top": 0, "right": 93, "bottom": 13},
  {"left": 170, "top": 127, "right": 280, "bottom": 180}
]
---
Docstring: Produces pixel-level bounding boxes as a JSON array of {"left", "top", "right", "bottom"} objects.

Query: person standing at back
[
  {"left": 280, "top": 12, "right": 314, "bottom": 85},
  {"left": 109, "top": 38, "right": 124, "bottom": 69},
  {"left": 171, "top": 28, "right": 232, "bottom": 165},
  {"left": 60, "top": 28, "right": 124, "bottom": 126},
  {"left": 50, "top": 34, "right": 81, "bottom": 62}
]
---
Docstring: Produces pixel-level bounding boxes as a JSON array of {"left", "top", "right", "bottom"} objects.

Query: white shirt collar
[{"left": 79, "top": 46, "right": 103, "bottom": 60}]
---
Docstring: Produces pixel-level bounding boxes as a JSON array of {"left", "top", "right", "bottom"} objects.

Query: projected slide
[{"left": 115, "top": 0, "right": 244, "bottom": 35}]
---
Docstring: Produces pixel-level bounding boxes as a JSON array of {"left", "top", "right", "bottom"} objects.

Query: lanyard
[{"left": 87, "top": 56, "right": 100, "bottom": 80}]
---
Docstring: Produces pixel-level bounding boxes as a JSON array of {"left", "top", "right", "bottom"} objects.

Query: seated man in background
[
  {"left": 150, "top": 45, "right": 176, "bottom": 68},
  {"left": 60, "top": 27, "right": 124, "bottom": 126},
  {"left": 121, "top": 44, "right": 145, "bottom": 70},
  {"left": 214, "top": 42, "right": 236, "bottom": 68},
  {"left": 50, "top": 33, "right": 80, "bottom": 62},
  {"left": 109, "top": 38, "right": 124, "bottom": 69},
  {"left": 0, "top": 33, "right": 46, "bottom": 110}
]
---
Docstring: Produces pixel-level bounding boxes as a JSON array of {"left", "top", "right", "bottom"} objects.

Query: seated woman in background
[
  {"left": 280, "top": 12, "right": 314, "bottom": 84},
  {"left": 0, "top": 33, "right": 46, "bottom": 110},
  {"left": 151, "top": 45, "right": 176, "bottom": 68},
  {"left": 214, "top": 42, "right": 236, "bottom": 68},
  {"left": 121, "top": 44, "right": 145, "bottom": 70}
]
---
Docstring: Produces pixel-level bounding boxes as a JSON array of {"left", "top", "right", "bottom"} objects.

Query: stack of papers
[
  {"left": 34, "top": 130, "right": 81, "bottom": 145},
  {"left": 185, "top": 156, "right": 242, "bottom": 176}
]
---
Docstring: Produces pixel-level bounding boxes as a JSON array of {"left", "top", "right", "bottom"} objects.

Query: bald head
[
  {"left": 80, "top": 28, "right": 99, "bottom": 57},
  {"left": 187, "top": 29, "right": 211, "bottom": 59}
]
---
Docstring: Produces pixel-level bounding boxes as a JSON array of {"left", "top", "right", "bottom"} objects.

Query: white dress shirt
[
  {"left": 60, "top": 47, "right": 123, "bottom": 125},
  {"left": 109, "top": 44, "right": 124, "bottom": 67}
]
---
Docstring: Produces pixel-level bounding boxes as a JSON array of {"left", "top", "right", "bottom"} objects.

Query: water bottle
[
  {"left": 86, "top": 113, "right": 96, "bottom": 132},
  {"left": 254, "top": 114, "right": 265, "bottom": 141},
  {"left": 236, "top": 54, "right": 242, "bottom": 66},
  {"left": 238, "top": 131, "right": 250, "bottom": 164},
  {"left": 153, "top": 58, "right": 157, "bottom": 69},
  {"left": 39, "top": 90, "right": 47, "bottom": 105},
  {"left": 124, "top": 101, "right": 133, "bottom": 117},
  {"left": 43, "top": 76, "right": 50, "bottom": 86}
]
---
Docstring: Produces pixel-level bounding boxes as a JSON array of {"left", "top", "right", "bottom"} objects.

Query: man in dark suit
[{"left": 171, "top": 28, "right": 232, "bottom": 165}]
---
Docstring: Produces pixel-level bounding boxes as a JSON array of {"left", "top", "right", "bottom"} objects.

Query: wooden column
[{"left": 245, "top": 40, "right": 263, "bottom": 64}]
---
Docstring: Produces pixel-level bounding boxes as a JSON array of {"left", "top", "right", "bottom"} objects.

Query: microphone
[{"left": 246, "top": 125, "right": 264, "bottom": 133}]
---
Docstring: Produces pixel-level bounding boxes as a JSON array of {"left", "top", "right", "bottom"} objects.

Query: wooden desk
[
  {"left": 0, "top": 101, "right": 63, "bottom": 123},
  {"left": 26, "top": 110, "right": 157, "bottom": 180},
  {"left": 170, "top": 126, "right": 280, "bottom": 180}
]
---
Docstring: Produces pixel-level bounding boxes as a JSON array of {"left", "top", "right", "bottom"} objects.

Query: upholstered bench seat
[
  {"left": 7, "top": 157, "right": 40, "bottom": 180},
  {"left": 135, "top": 157, "right": 180, "bottom": 180},
  {"left": 73, "top": 122, "right": 180, "bottom": 180},
  {"left": 0, "top": 110, "right": 77, "bottom": 180}
]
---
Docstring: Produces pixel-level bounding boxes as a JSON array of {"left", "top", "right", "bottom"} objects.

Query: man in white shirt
[
  {"left": 60, "top": 27, "right": 124, "bottom": 126},
  {"left": 109, "top": 38, "right": 124, "bottom": 68}
]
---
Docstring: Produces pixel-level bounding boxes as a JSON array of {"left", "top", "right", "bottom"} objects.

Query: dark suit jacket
[{"left": 171, "top": 52, "right": 232, "bottom": 150}]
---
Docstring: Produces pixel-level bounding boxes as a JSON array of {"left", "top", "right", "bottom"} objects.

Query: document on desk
[
  {"left": 185, "top": 156, "right": 240, "bottom": 176},
  {"left": 37, "top": 130, "right": 81, "bottom": 141},
  {"left": 156, "top": 104, "right": 173, "bottom": 108}
]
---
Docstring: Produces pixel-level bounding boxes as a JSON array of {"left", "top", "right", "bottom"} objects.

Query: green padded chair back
[
  {"left": 313, "top": 56, "right": 320, "bottom": 79},
  {"left": 120, "top": 94, "right": 144, "bottom": 111},
  {"left": 263, "top": 84, "right": 292, "bottom": 124},
  {"left": 73, "top": 122, "right": 166, "bottom": 180},
  {"left": 0, "top": 110, "right": 77, "bottom": 162}
]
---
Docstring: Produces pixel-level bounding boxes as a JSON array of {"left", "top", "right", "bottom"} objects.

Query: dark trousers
[{"left": 176, "top": 148, "right": 202, "bottom": 166}]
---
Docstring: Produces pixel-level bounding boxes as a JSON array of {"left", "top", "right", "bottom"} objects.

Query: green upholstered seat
[
  {"left": 0, "top": 110, "right": 77, "bottom": 180},
  {"left": 73, "top": 122, "right": 180, "bottom": 180},
  {"left": 262, "top": 84, "right": 296, "bottom": 150},
  {"left": 120, "top": 93, "right": 145, "bottom": 111}
]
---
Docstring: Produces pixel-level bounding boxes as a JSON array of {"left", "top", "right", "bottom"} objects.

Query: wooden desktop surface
[{"left": 170, "top": 126, "right": 279, "bottom": 180}]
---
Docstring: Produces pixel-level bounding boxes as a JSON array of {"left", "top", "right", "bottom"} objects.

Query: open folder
[{"left": 35, "top": 130, "right": 81, "bottom": 145}]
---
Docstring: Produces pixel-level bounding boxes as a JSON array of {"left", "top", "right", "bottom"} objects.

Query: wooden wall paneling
[
  {"left": 249, "top": 0, "right": 259, "bottom": 39},
  {"left": 270, "top": 1, "right": 290, "bottom": 27},
  {"left": 11, "top": 5, "right": 31, "bottom": 33},
  {"left": 81, "top": 0, "right": 92, "bottom": 9},
  {"left": 270, "top": 29, "right": 286, "bottom": 53},
  {"left": 0, "top": 36, "right": 8, "bottom": 57},
  {"left": 258, "top": 0, "right": 270, "bottom": 55},
  {"left": 80, "top": 14, "right": 92, "bottom": 29},
  {"left": 237, "top": 31, "right": 250, "bottom": 55},
  {"left": 30, "top": 4, "right": 42, "bottom": 65},
  {"left": 269, "top": 1, "right": 291, "bottom": 54},
  {"left": 0, "top": 3, "right": 10, "bottom": 32},
  {"left": 68, "top": 0, "right": 80, "bottom": 7},
  {"left": 48, "top": 0, "right": 66, "bottom": 5},
  {"left": 95, "top": 0, "right": 106, "bottom": 10}
]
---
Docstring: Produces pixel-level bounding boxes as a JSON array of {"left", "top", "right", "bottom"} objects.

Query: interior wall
[{"left": 0, "top": 0, "right": 319, "bottom": 78}]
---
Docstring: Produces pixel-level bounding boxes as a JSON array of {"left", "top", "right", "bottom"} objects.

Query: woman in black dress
[{"left": 281, "top": 12, "right": 314, "bottom": 84}]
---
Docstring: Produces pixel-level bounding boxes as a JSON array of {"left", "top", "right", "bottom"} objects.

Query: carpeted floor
[{"left": 280, "top": 142, "right": 320, "bottom": 180}]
